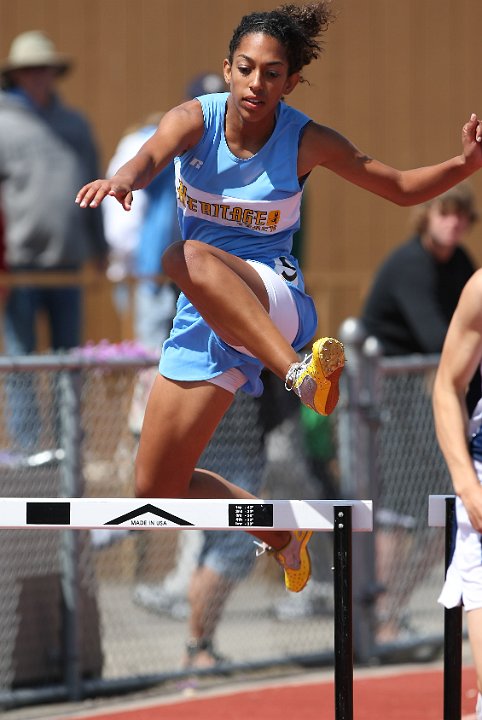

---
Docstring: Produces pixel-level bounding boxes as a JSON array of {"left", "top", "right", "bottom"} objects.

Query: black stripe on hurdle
[{"left": 27, "top": 501, "right": 71, "bottom": 525}]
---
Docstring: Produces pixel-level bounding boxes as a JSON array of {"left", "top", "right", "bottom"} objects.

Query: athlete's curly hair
[{"left": 228, "top": 2, "right": 336, "bottom": 81}]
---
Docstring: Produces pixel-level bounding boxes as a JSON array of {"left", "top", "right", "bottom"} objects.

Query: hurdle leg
[
  {"left": 333, "top": 505, "right": 353, "bottom": 720},
  {"left": 443, "top": 496, "right": 462, "bottom": 720}
]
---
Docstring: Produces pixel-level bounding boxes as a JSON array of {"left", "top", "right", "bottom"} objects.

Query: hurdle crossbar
[
  {"left": 0, "top": 497, "right": 373, "bottom": 531},
  {"left": 428, "top": 495, "right": 462, "bottom": 720}
]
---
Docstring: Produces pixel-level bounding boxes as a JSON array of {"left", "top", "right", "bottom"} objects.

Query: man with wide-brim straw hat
[
  {"left": 1, "top": 30, "right": 71, "bottom": 89},
  {"left": 0, "top": 28, "right": 107, "bottom": 456}
]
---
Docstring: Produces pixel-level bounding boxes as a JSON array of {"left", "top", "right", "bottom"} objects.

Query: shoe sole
[
  {"left": 311, "top": 337, "right": 345, "bottom": 415},
  {"left": 278, "top": 530, "right": 313, "bottom": 593}
]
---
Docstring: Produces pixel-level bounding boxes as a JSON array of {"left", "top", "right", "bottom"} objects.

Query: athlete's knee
[{"left": 163, "top": 239, "right": 212, "bottom": 286}]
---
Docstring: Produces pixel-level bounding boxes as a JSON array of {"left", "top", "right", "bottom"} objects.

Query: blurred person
[
  {"left": 182, "top": 392, "right": 266, "bottom": 669},
  {"left": 362, "top": 182, "right": 477, "bottom": 360},
  {"left": 76, "top": 1, "right": 482, "bottom": 602},
  {"left": 0, "top": 30, "right": 107, "bottom": 456},
  {"left": 361, "top": 183, "right": 479, "bottom": 641},
  {"left": 434, "top": 269, "right": 482, "bottom": 720},
  {"left": 102, "top": 111, "right": 180, "bottom": 359}
]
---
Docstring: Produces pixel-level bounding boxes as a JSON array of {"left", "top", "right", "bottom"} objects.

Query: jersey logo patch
[{"left": 274, "top": 256, "right": 298, "bottom": 285}]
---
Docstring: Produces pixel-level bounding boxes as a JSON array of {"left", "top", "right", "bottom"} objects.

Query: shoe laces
[
  {"left": 253, "top": 539, "right": 272, "bottom": 557},
  {"left": 285, "top": 353, "right": 310, "bottom": 391}
]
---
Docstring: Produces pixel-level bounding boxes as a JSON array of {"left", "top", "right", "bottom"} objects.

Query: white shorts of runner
[
  {"left": 208, "top": 260, "right": 300, "bottom": 395},
  {"left": 439, "top": 459, "right": 482, "bottom": 611}
]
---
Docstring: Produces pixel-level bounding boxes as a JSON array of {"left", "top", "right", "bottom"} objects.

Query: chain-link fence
[{"left": 0, "top": 334, "right": 450, "bottom": 708}]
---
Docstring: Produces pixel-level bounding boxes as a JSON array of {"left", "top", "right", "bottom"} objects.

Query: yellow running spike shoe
[
  {"left": 285, "top": 337, "right": 345, "bottom": 416},
  {"left": 255, "top": 530, "right": 313, "bottom": 593},
  {"left": 274, "top": 530, "right": 313, "bottom": 593}
]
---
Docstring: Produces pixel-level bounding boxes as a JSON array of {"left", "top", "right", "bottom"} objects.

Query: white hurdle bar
[
  {"left": 0, "top": 497, "right": 373, "bottom": 531},
  {"left": 0, "top": 498, "right": 372, "bottom": 720},
  {"left": 429, "top": 495, "right": 462, "bottom": 720}
]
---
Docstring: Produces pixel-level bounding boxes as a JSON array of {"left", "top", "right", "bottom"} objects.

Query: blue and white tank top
[
  {"left": 160, "top": 93, "right": 317, "bottom": 396},
  {"left": 174, "top": 92, "right": 310, "bottom": 267}
]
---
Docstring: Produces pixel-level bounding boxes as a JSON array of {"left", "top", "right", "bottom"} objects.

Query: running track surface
[{"left": 59, "top": 665, "right": 479, "bottom": 720}]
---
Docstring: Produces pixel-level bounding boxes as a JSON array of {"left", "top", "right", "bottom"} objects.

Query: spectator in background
[
  {"left": 362, "top": 182, "right": 477, "bottom": 359},
  {"left": 182, "top": 391, "right": 266, "bottom": 669},
  {"left": 361, "top": 182, "right": 479, "bottom": 641},
  {"left": 102, "top": 111, "right": 180, "bottom": 360},
  {"left": 0, "top": 30, "right": 107, "bottom": 456}
]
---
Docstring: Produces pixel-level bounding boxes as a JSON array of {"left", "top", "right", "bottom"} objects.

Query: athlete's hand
[
  {"left": 75, "top": 179, "right": 134, "bottom": 211},
  {"left": 461, "top": 113, "right": 482, "bottom": 170},
  {"left": 460, "top": 483, "right": 482, "bottom": 533}
]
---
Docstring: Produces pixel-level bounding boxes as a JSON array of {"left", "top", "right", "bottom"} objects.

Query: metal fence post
[
  {"left": 58, "top": 368, "right": 83, "bottom": 701},
  {"left": 360, "top": 334, "right": 384, "bottom": 655},
  {"left": 338, "top": 319, "right": 379, "bottom": 663},
  {"left": 337, "top": 318, "right": 366, "bottom": 500}
]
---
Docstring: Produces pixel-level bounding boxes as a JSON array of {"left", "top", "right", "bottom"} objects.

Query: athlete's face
[{"left": 223, "top": 33, "right": 299, "bottom": 122}]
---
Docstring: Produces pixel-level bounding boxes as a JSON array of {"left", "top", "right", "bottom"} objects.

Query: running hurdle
[
  {"left": 0, "top": 497, "right": 372, "bottom": 719},
  {"left": 428, "top": 495, "right": 463, "bottom": 720}
]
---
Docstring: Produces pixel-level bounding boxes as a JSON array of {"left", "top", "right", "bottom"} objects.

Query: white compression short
[
  {"left": 208, "top": 260, "right": 300, "bottom": 394},
  {"left": 438, "top": 459, "right": 482, "bottom": 611}
]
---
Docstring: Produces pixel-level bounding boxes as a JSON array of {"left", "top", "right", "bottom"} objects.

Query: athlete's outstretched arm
[
  {"left": 299, "top": 113, "right": 482, "bottom": 206},
  {"left": 75, "top": 100, "right": 205, "bottom": 211},
  {"left": 433, "top": 270, "right": 482, "bottom": 532}
]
